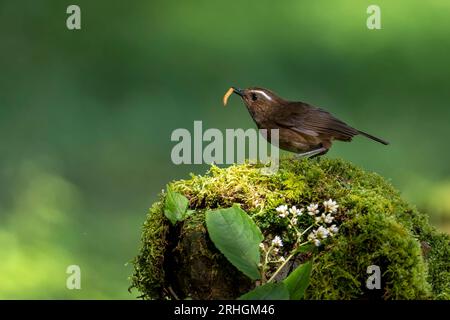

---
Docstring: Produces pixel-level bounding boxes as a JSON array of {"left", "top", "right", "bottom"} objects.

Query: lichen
[{"left": 130, "top": 157, "right": 450, "bottom": 300}]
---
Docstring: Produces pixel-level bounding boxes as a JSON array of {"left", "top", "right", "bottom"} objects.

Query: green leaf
[
  {"left": 283, "top": 261, "right": 312, "bottom": 300},
  {"left": 239, "top": 282, "right": 290, "bottom": 300},
  {"left": 164, "top": 186, "right": 189, "bottom": 225},
  {"left": 205, "top": 204, "right": 263, "bottom": 280}
]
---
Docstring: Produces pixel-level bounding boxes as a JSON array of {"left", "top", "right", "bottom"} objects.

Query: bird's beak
[
  {"left": 232, "top": 87, "right": 244, "bottom": 97},
  {"left": 223, "top": 87, "right": 244, "bottom": 106}
]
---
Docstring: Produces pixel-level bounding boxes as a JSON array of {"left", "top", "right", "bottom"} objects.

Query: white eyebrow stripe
[{"left": 253, "top": 90, "right": 273, "bottom": 101}]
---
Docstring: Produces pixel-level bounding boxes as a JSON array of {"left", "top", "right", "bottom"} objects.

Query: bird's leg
[
  {"left": 310, "top": 147, "right": 329, "bottom": 159},
  {"left": 294, "top": 147, "right": 328, "bottom": 159}
]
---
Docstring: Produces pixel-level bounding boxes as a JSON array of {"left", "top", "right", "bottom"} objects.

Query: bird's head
[{"left": 223, "top": 87, "right": 285, "bottom": 109}]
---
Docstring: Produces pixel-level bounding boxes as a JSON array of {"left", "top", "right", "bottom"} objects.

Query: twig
[{"left": 168, "top": 286, "right": 179, "bottom": 300}]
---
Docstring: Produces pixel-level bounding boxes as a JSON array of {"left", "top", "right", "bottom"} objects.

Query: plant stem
[
  {"left": 300, "top": 224, "right": 315, "bottom": 238},
  {"left": 266, "top": 241, "right": 310, "bottom": 283},
  {"left": 267, "top": 252, "right": 295, "bottom": 283},
  {"left": 261, "top": 245, "right": 273, "bottom": 283}
]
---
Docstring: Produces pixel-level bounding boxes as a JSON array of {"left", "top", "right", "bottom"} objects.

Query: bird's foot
[{"left": 294, "top": 147, "right": 328, "bottom": 159}]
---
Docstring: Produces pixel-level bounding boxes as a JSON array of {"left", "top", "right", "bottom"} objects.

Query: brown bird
[{"left": 224, "top": 87, "right": 389, "bottom": 157}]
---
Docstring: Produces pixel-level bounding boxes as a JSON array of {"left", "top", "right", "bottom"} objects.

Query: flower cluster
[
  {"left": 276, "top": 204, "right": 303, "bottom": 218},
  {"left": 307, "top": 203, "right": 319, "bottom": 216},
  {"left": 276, "top": 204, "right": 303, "bottom": 227},
  {"left": 307, "top": 199, "right": 339, "bottom": 246},
  {"left": 271, "top": 235, "right": 283, "bottom": 247},
  {"left": 324, "top": 199, "right": 339, "bottom": 213},
  {"left": 307, "top": 225, "right": 338, "bottom": 246},
  {"left": 259, "top": 234, "right": 287, "bottom": 268},
  {"left": 258, "top": 199, "right": 341, "bottom": 284},
  {"left": 275, "top": 199, "right": 340, "bottom": 247}
]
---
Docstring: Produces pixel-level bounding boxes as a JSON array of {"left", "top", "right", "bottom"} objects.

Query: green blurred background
[{"left": 0, "top": 0, "right": 449, "bottom": 299}]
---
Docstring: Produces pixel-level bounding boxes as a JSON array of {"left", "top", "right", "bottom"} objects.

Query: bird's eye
[{"left": 251, "top": 93, "right": 258, "bottom": 101}]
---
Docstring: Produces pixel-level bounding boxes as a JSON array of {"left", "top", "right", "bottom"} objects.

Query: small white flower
[
  {"left": 279, "top": 256, "right": 286, "bottom": 262},
  {"left": 272, "top": 235, "right": 283, "bottom": 247},
  {"left": 323, "top": 199, "right": 339, "bottom": 213},
  {"left": 291, "top": 217, "right": 298, "bottom": 225},
  {"left": 324, "top": 213, "right": 334, "bottom": 224},
  {"left": 259, "top": 243, "right": 265, "bottom": 249},
  {"left": 315, "top": 214, "right": 324, "bottom": 224},
  {"left": 307, "top": 231, "right": 316, "bottom": 241},
  {"left": 288, "top": 205, "right": 296, "bottom": 215},
  {"left": 313, "top": 239, "right": 321, "bottom": 247},
  {"left": 279, "top": 212, "right": 288, "bottom": 218},
  {"left": 316, "top": 226, "right": 330, "bottom": 239},
  {"left": 328, "top": 224, "right": 339, "bottom": 234},
  {"left": 289, "top": 206, "right": 303, "bottom": 216},
  {"left": 307, "top": 203, "right": 319, "bottom": 216},
  {"left": 276, "top": 205, "right": 289, "bottom": 218},
  {"left": 273, "top": 247, "right": 279, "bottom": 254}
]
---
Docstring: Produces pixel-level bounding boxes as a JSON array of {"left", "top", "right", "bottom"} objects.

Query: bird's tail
[{"left": 357, "top": 130, "right": 389, "bottom": 145}]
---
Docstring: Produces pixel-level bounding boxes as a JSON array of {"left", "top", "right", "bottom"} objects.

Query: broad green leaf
[
  {"left": 205, "top": 204, "right": 263, "bottom": 280},
  {"left": 239, "top": 282, "right": 290, "bottom": 300},
  {"left": 164, "top": 186, "right": 189, "bottom": 225},
  {"left": 283, "top": 261, "right": 312, "bottom": 300}
]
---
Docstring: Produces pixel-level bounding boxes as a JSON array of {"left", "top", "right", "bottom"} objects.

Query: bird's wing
[{"left": 273, "top": 102, "right": 358, "bottom": 140}]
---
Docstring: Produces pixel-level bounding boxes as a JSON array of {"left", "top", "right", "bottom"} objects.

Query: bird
[{"left": 223, "top": 87, "right": 389, "bottom": 158}]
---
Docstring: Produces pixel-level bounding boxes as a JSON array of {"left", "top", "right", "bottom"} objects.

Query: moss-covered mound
[{"left": 130, "top": 157, "right": 449, "bottom": 300}]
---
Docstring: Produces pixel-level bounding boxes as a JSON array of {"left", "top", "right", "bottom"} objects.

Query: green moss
[
  {"left": 421, "top": 231, "right": 450, "bottom": 299},
  {"left": 129, "top": 198, "right": 168, "bottom": 298},
  {"left": 131, "top": 157, "right": 449, "bottom": 300},
  {"left": 307, "top": 212, "right": 430, "bottom": 299}
]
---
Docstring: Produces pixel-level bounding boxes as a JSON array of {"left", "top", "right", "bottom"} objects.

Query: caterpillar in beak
[{"left": 222, "top": 87, "right": 234, "bottom": 106}]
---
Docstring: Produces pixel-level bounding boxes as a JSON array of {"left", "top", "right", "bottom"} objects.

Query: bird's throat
[{"left": 245, "top": 103, "right": 272, "bottom": 128}]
